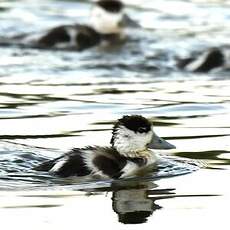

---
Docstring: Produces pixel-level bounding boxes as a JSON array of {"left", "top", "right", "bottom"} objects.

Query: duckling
[
  {"left": 34, "top": 115, "right": 175, "bottom": 179},
  {"left": 176, "top": 48, "right": 225, "bottom": 72},
  {"left": 3, "top": 0, "right": 138, "bottom": 51}
]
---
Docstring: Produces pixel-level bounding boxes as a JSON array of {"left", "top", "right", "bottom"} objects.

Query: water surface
[{"left": 0, "top": 0, "right": 230, "bottom": 229}]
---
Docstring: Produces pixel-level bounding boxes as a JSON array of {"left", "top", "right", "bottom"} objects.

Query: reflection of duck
[
  {"left": 34, "top": 115, "right": 175, "bottom": 178},
  {"left": 111, "top": 181, "right": 174, "bottom": 224},
  {"left": 110, "top": 179, "right": 218, "bottom": 224},
  {"left": 176, "top": 48, "right": 225, "bottom": 72},
  {"left": 3, "top": 0, "right": 138, "bottom": 51}
]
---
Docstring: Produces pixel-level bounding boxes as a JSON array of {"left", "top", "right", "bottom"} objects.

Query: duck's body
[
  {"left": 35, "top": 115, "right": 175, "bottom": 179},
  {"left": 3, "top": 0, "right": 137, "bottom": 51},
  {"left": 32, "top": 24, "right": 102, "bottom": 51},
  {"left": 176, "top": 48, "right": 225, "bottom": 72},
  {"left": 35, "top": 146, "right": 157, "bottom": 179}
]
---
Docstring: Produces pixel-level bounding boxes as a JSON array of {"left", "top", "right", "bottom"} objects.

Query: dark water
[{"left": 0, "top": 0, "right": 230, "bottom": 229}]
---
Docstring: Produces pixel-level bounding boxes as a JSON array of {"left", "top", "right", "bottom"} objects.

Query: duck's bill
[
  {"left": 148, "top": 133, "right": 176, "bottom": 150},
  {"left": 119, "top": 14, "right": 140, "bottom": 28}
]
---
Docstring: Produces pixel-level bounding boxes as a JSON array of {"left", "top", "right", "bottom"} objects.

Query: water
[{"left": 0, "top": 0, "right": 230, "bottom": 229}]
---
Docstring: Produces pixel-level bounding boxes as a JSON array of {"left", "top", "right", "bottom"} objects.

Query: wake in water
[{"left": 0, "top": 141, "right": 201, "bottom": 191}]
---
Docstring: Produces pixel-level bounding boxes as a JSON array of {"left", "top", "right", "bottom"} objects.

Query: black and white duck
[{"left": 34, "top": 115, "right": 175, "bottom": 179}]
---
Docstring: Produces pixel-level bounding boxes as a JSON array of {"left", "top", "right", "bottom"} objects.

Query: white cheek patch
[
  {"left": 113, "top": 126, "right": 153, "bottom": 156},
  {"left": 90, "top": 6, "right": 123, "bottom": 34}
]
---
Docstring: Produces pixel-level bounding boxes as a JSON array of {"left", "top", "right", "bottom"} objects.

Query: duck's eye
[{"left": 137, "top": 127, "right": 147, "bottom": 133}]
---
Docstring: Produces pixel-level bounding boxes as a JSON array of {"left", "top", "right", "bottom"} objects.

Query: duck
[
  {"left": 176, "top": 47, "right": 225, "bottom": 72},
  {"left": 34, "top": 115, "right": 175, "bottom": 179},
  {"left": 3, "top": 0, "right": 138, "bottom": 51}
]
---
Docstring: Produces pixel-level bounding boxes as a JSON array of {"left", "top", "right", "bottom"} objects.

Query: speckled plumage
[
  {"left": 34, "top": 115, "right": 175, "bottom": 179},
  {"left": 34, "top": 146, "right": 154, "bottom": 178}
]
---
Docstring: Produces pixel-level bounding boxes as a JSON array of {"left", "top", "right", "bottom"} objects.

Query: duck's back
[
  {"left": 37, "top": 24, "right": 101, "bottom": 50},
  {"left": 0, "top": 24, "right": 102, "bottom": 51},
  {"left": 34, "top": 146, "right": 127, "bottom": 178}
]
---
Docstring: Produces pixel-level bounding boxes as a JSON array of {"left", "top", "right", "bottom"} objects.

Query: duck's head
[
  {"left": 111, "top": 115, "right": 175, "bottom": 158},
  {"left": 90, "top": 0, "right": 127, "bottom": 35}
]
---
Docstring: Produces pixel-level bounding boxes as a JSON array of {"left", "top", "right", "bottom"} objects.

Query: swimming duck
[
  {"left": 34, "top": 115, "right": 175, "bottom": 179},
  {"left": 5, "top": 0, "right": 137, "bottom": 51},
  {"left": 176, "top": 47, "right": 225, "bottom": 72}
]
